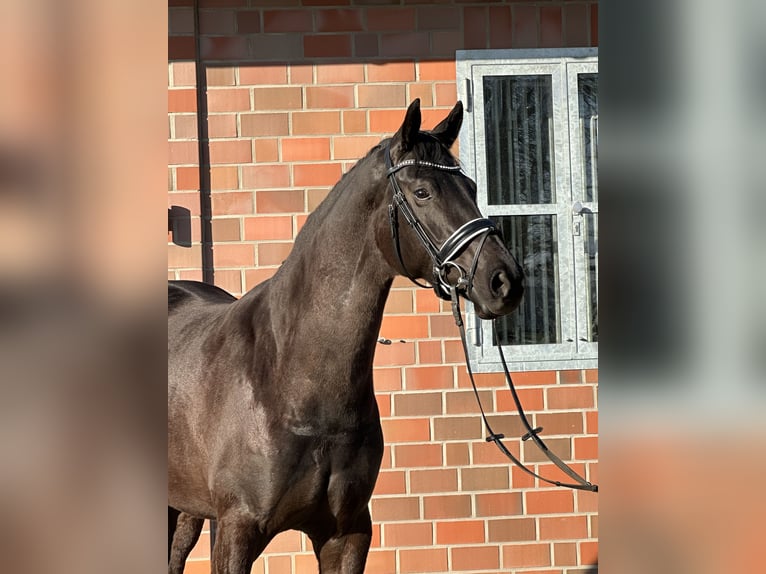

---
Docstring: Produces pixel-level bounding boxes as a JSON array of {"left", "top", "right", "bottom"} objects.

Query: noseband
[{"left": 385, "top": 143, "right": 498, "bottom": 301}]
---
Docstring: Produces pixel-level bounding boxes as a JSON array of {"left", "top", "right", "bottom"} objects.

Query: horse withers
[{"left": 168, "top": 100, "right": 524, "bottom": 574}]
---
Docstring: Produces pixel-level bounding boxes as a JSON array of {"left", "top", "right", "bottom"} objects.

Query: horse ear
[
  {"left": 430, "top": 101, "right": 463, "bottom": 149},
  {"left": 393, "top": 99, "right": 422, "bottom": 157}
]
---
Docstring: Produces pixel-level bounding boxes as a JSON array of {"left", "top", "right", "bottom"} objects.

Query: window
[{"left": 457, "top": 49, "right": 598, "bottom": 371}]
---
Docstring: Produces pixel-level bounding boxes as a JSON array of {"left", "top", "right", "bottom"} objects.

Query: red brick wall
[{"left": 168, "top": 2, "right": 598, "bottom": 572}]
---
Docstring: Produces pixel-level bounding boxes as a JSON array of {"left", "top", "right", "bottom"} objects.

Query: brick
[
  {"left": 282, "top": 138, "right": 330, "bottom": 162},
  {"left": 502, "top": 543, "right": 551, "bottom": 568},
  {"left": 211, "top": 217, "right": 241, "bottom": 241},
  {"left": 585, "top": 411, "right": 598, "bottom": 434},
  {"left": 496, "top": 387, "right": 544, "bottom": 412},
  {"left": 380, "top": 32, "right": 429, "bottom": 58},
  {"left": 304, "top": 34, "right": 353, "bottom": 58},
  {"left": 354, "top": 33, "right": 379, "bottom": 58},
  {"left": 364, "top": 550, "right": 396, "bottom": 574},
  {"left": 423, "top": 494, "right": 471, "bottom": 519},
  {"left": 574, "top": 436, "right": 598, "bottom": 460},
  {"left": 591, "top": 3, "right": 599, "bottom": 47},
  {"left": 418, "top": 60, "right": 457, "bottom": 82},
  {"left": 475, "top": 492, "right": 523, "bottom": 517},
  {"left": 410, "top": 468, "right": 457, "bottom": 494},
  {"left": 265, "top": 555, "right": 290, "bottom": 574},
  {"left": 241, "top": 113, "right": 290, "bottom": 137},
  {"left": 456, "top": 369, "right": 505, "bottom": 390},
  {"left": 541, "top": 6, "right": 563, "bottom": 48},
  {"left": 170, "top": 62, "right": 196, "bottom": 87},
  {"left": 433, "top": 416, "right": 481, "bottom": 441},
  {"left": 452, "top": 546, "right": 499, "bottom": 571},
  {"left": 208, "top": 140, "right": 251, "bottom": 164},
  {"left": 263, "top": 9, "right": 313, "bottom": 33},
  {"left": 444, "top": 442, "right": 469, "bottom": 466},
  {"left": 369, "top": 109, "right": 405, "bottom": 134},
  {"left": 463, "top": 6, "right": 488, "bottom": 50},
  {"left": 200, "top": 36, "right": 249, "bottom": 60},
  {"left": 292, "top": 111, "right": 341, "bottom": 135},
  {"left": 315, "top": 9, "right": 363, "bottom": 32},
  {"left": 241, "top": 165, "right": 290, "bottom": 189},
  {"left": 553, "top": 542, "right": 577, "bottom": 566},
  {"left": 473, "top": 439, "right": 520, "bottom": 466},
  {"left": 407, "top": 83, "right": 434, "bottom": 107},
  {"left": 435, "top": 520, "right": 485, "bottom": 545},
  {"left": 443, "top": 340, "right": 464, "bottom": 364},
  {"left": 367, "top": 62, "right": 415, "bottom": 83},
  {"left": 373, "top": 341, "right": 416, "bottom": 367},
  {"left": 373, "top": 470, "right": 406, "bottom": 496},
  {"left": 168, "top": 244, "right": 202, "bottom": 269},
  {"left": 176, "top": 167, "right": 200, "bottom": 190},
  {"left": 250, "top": 34, "right": 303, "bottom": 61},
  {"left": 245, "top": 268, "right": 277, "bottom": 289},
  {"left": 404, "top": 365, "right": 454, "bottom": 391},
  {"left": 512, "top": 5, "right": 539, "bottom": 49},
  {"left": 316, "top": 63, "right": 364, "bottom": 84},
  {"left": 416, "top": 340, "right": 441, "bottom": 365},
  {"left": 358, "top": 84, "right": 406, "bottom": 109},
  {"left": 373, "top": 367, "right": 402, "bottom": 392},
  {"left": 564, "top": 4, "right": 589, "bottom": 47},
  {"left": 526, "top": 490, "right": 574, "bottom": 515},
  {"left": 206, "top": 114, "right": 236, "bottom": 138},
  {"left": 264, "top": 529, "right": 302, "bottom": 553},
  {"left": 169, "top": 89, "right": 197, "bottom": 112},
  {"left": 169, "top": 141, "right": 198, "bottom": 165},
  {"left": 244, "top": 216, "right": 293, "bottom": 241},
  {"left": 253, "top": 86, "right": 302, "bottom": 111},
  {"left": 435, "top": 82, "right": 457, "bottom": 107},
  {"left": 461, "top": 466, "right": 509, "bottom": 491},
  {"left": 539, "top": 516, "right": 588, "bottom": 540},
  {"left": 332, "top": 136, "right": 380, "bottom": 160},
  {"left": 235, "top": 10, "right": 261, "bottom": 34},
  {"left": 399, "top": 548, "right": 448, "bottom": 574},
  {"left": 254, "top": 139, "right": 279, "bottom": 163},
  {"left": 536, "top": 412, "right": 584, "bottom": 435},
  {"left": 393, "top": 443, "right": 442, "bottom": 468},
  {"left": 445, "top": 389, "right": 491, "bottom": 415},
  {"left": 290, "top": 63, "right": 314, "bottom": 85},
  {"left": 576, "top": 488, "right": 598, "bottom": 513},
  {"left": 239, "top": 65, "right": 287, "bottom": 86},
  {"left": 169, "top": 7, "right": 195, "bottom": 35},
  {"left": 489, "top": 6, "right": 513, "bottom": 50},
  {"left": 376, "top": 394, "right": 391, "bottom": 418},
  {"left": 548, "top": 386, "right": 594, "bottom": 410},
  {"left": 382, "top": 290, "right": 414, "bottom": 315},
  {"left": 488, "top": 517, "right": 536, "bottom": 543},
  {"left": 305, "top": 85, "right": 355, "bottom": 109},
  {"left": 580, "top": 540, "right": 598, "bottom": 565},
  {"left": 293, "top": 163, "right": 342, "bottom": 187},
  {"left": 584, "top": 369, "right": 598, "bottom": 383},
  {"left": 307, "top": 188, "right": 331, "bottom": 210},
  {"left": 257, "top": 242, "right": 293, "bottom": 266},
  {"left": 429, "top": 314, "right": 459, "bottom": 338},
  {"left": 256, "top": 190, "right": 304, "bottom": 214},
  {"left": 211, "top": 191, "right": 253, "bottom": 215},
  {"left": 342, "top": 110, "right": 367, "bottom": 133},
  {"left": 366, "top": 7, "right": 415, "bottom": 32},
  {"left": 207, "top": 88, "right": 250, "bottom": 112},
  {"left": 370, "top": 497, "right": 420, "bottom": 522},
  {"left": 199, "top": 10, "right": 235, "bottom": 35},
  {"left": 168, "top": 36, "right": 196, "bottom": 61},
  {"left": 382, "top": 522, "right": 432, "bottom": 548},
  {"left": 381, "top": 418, "right": 430, "bottom": 443},
  {"left": 212, "top": 243, "right": 254, "bottom": 268},
  {"left": 379, "top": 315, "right": 428, "bottom": 340}
]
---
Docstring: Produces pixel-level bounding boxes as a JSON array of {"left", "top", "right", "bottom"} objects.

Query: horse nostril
[{"left": 490, "top": 270, "right": 511, "bottom": 298}]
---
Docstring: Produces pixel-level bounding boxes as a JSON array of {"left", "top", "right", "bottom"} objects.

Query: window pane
[
  {"left": 583, "top": 213, "right": 598, "bottom": 342},
  {"left": 578, "top": 73, "right": 598, "bottom": 203},
  {"left": 492, "top": 215, "right": 560, "bottom": 345},
  {"left": 483, "top": 75, "right": 555, "bottom": 205}
]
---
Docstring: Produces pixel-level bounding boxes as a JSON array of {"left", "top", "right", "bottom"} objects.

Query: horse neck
[{"left": 258, "top": 148, "right": 396, "bottom": 367}]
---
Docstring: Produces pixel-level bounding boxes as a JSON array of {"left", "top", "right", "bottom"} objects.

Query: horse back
[{"left": 169, "top": 280, "right": 237, "bottom": 313}]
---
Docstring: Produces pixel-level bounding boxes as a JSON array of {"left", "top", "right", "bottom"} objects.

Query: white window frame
[{"left": 457, "top": 49, "right": 598, "bottom": 372}]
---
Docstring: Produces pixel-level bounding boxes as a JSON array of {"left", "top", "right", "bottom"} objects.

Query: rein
[
  {"left": 450, "top": 285, "right": 598, "bottom": 492},
  {"left": 385, "top": 145, "right": 498, "bottom": 301},
  {"left": 384, "top": 141, "right": 597, "bottom": 492}
]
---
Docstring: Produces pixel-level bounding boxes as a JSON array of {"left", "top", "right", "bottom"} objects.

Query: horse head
[{"left": 380, "top": 99, "right": 524, "bottom": 319}]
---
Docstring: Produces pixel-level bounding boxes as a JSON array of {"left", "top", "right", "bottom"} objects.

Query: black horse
[{"left": 168, "top": 100, "right": 524, "bottom": 574}]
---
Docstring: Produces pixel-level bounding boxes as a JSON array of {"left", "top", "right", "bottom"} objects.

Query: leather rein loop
[
  {"left": 385, "top": 143, "right": 498, "bottom": 301},
  {"left": 449, "top": 285, "right": 598, "bottom": 492}
]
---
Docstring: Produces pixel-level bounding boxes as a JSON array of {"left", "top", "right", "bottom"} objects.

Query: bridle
[
  {"left": 385, "top": 142, "right": 498, "bottom": 301},
  {"left": 384, "top": 139, "right": 598, "bottom": 493}
]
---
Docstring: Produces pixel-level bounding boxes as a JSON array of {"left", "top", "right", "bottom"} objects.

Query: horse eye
[{"left": 414, "top": 188, "right": 431, "bottom": 200}]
